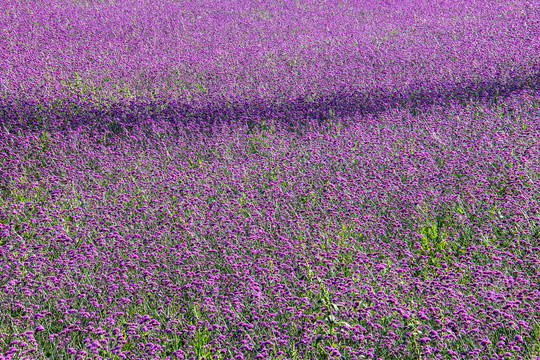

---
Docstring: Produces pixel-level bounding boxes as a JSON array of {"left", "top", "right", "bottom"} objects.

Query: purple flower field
[{"left": 1, "top": 0, "right": 540, "bottom": 359}]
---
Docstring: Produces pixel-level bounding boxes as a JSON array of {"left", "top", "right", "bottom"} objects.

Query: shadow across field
[{"left": 1, "top": 67, "right": 539, "bottom": 134}]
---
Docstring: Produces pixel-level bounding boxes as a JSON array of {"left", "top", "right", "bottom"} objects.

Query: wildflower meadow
[{"left": 0, "top": 0, "right": 539, "bottom": 359}]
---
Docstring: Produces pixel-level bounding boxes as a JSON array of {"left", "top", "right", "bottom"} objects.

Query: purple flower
[{"left": 35, "top": 325, "right": 45, "bottom": 332}]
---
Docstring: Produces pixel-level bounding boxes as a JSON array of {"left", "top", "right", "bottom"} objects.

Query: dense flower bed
[
  {"left": 1, "top": 0, "right": 540, "bottom": 359},
  {"left": 1, "top": 0, "right": 539, "bottom": 128}
]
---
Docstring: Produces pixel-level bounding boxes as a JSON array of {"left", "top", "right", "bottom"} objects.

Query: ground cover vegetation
[{"left": 0, "top": 0, "right": 539, "bottom": 359}]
